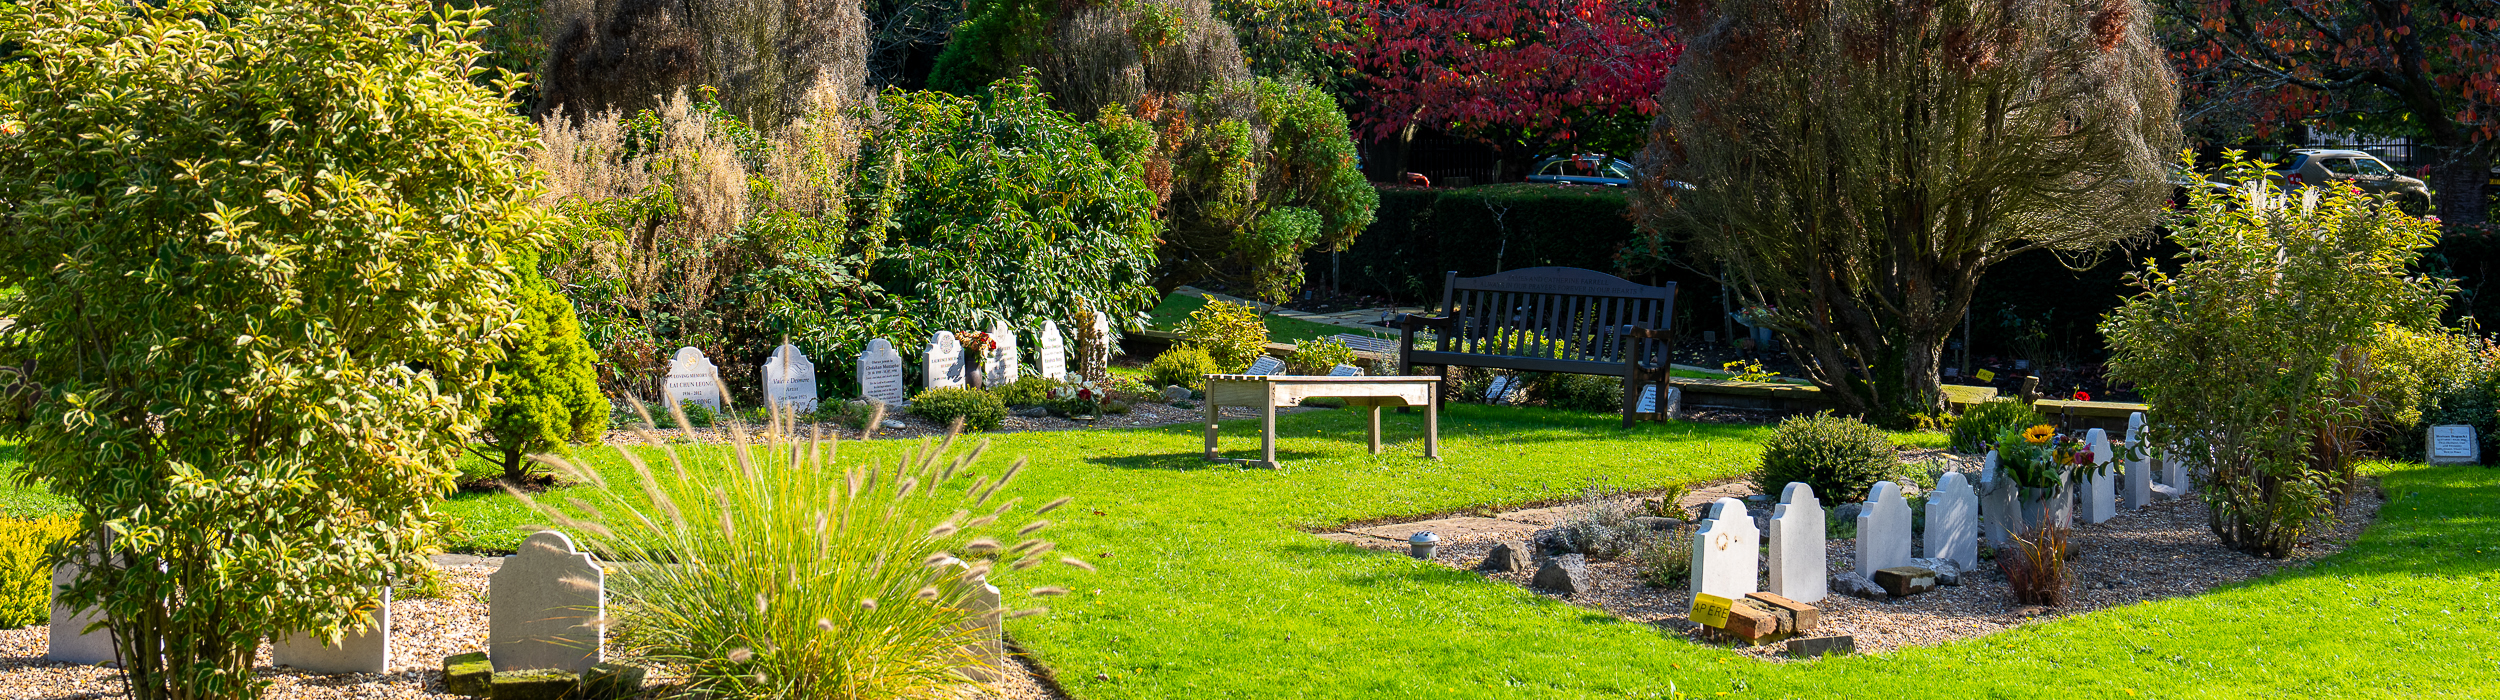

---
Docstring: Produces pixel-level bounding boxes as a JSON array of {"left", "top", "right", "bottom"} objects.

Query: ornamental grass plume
[
  {"left": 516, "top": 392, "right": 1090, "bottom": 698},
  {"left": 1998, "top": 522, "right": 2072, "bottom": 606}
]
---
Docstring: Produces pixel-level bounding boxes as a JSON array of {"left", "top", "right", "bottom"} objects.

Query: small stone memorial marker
[
  {"left": 925, "top": 332, "right": 965, "bottom": 391},
  {"left": 2082, "top": 428, "right": 2116, "bottom": 524},
  {"left": 272, "top": 588, "right": 391, "bottom": 674},
  {"left": 1246, "top": 356, "right": 1286, "bottom": 377},
  {"left": 2123, "top": 414, "right": 2154, "bottom": 509},
  {"left": 1037, "top": 321, "right": 1067, "bottom": 380},
  {"left": 1328, "top": 364, "right": 1363, "bottom": 377},
  {"left": 490, "top": 530, "right": 604, "bottom": 673},
  {"left": 662, "top": 347, "right": 723, "bottom": 410},
  {"left": 1855, "top": 482, "right": 1912, "bottom": 575},
  {"left": 761, "top": 342, "right": 818, "bottom": 413},
  {"left": 1923, "top": 472, "right": 1977, "bottom": 570},
  {"left": 857, "top": 338, "right": 906, "bottom": 406},
  {"left": 1080, "top": 311, "right": 1113, "bottom": 382},
  {"left": 983, "top": 320, "right": 1020, "bottom": 386},
  {"left": 2429, "top": 424, "right": 2479, "bottom": 464},
  {"left": 1484, "top": 375, "right": 1518, "bottom": 403},
  {"left": 47, "top": 548, "right": 113, "bottom": 664},
  {"left": 1768, "top": 482, "right": 1826, "bottom": 603},
  {"left": 1690, "top": 497, "right": 1761, "bottom": 604}
]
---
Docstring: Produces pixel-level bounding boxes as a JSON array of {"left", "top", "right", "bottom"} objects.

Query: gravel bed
[
  {"left": 1421, "top": 479, "right": 2385, "bottom": 660},
  {"left": 0, "top": 563, "right": 1065, "bottom": 699}
]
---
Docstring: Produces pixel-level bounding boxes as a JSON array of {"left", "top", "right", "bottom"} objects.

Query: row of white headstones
[
  {"left": 661, "top": 316, "right": 1111, "bottom": 413},
  {"left": 46, "top": 530, "right": 1010, "bottom": 680},
  {"left": 1690, "top": 412, "right": 2186, "bottom": 606}
]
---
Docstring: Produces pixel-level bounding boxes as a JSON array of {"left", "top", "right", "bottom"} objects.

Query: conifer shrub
[{"left": 1754, "top": 413, "right": 1898, "bottom": 503}]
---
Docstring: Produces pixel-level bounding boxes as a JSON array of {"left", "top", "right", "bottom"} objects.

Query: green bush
[
  {"left": 473, "top": 267, "right": 610, "bottom": 484},
  {"left": 1754, "top": 413, "right": 1899, "bottom": 504},
  {"left": 513, "top": 404, "right": 1086, "bottom": 698},
  {"left": 0, "top": 1, "right": 550, "bottom": 694},
  {"left": 909, "top": 387, "right": 1008, "bottom": 431},
  {"left": 1286, "top": 337, "right": 1359, "bottom": 375},
  {"left": 1, "top": 518, "right": 78, "bottom": 628},
  {"left": 1526, "top": 373, "right": 1625, "bottom": 413},
  {"left": 1633, "top": 527, "right": 1693, "bottom": 588},
  {"left": 677, "top": 400, "right": 720, "bottom": 429},
  {"left": 1951, "top": 399, "right": 2039, "bottom": 453},
  {"left": 1178, "top": 296, "right": 1272, "bottom": 372},
  {"left": 1148, "top": 345, "right": 1223, "bottom": 390},
  {"left": 995, "top": 375, "right": 1060, "bottom": 406}
]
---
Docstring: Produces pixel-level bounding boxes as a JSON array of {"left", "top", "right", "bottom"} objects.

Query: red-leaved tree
[
  {"left": 2158, "top": 0, "right": 2500, "bottom": 229},
  {"left": 1327, "top": 0, "right": 1681, "bottom": 170}
]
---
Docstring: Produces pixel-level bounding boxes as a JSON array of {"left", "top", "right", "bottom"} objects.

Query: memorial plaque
[
  {"left": 1974, "top": 369, "right": 1996, "bottom": 382},
  {"left": 1327, "top": 364, "right": 1363, "bottom": 377},
  {"left": 2429, "top": 424, "right": 2479, "bottom": 465},
  {"left": 1485, "top": 375, "right": 1517, "bottom": 403},
  {"left": 663, "top": 347, "right": 723, "bottom": 410},
  {"left": 1689, "top": 592, "right": 1733, "bottom": 627},
  {"left": 925, "top": 332, "right": 964, "bottom": 391},
  {"left": 1246, "top": 356, "right": 1286, "bottom": 376},
  {"left": 761, "top": 343, "right": 818, "bottom": 413},
  {"left": 857, "top": 338, "right": 906, "bottom": 405},
  {"left": 1037, "top": 321, "right": 1067, "bottom": 380},
  {"left": 983, "top": 320, "right": 1020, "bottom": 386}
]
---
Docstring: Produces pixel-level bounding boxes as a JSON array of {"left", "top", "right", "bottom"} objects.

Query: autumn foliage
[{"left": 1326, "top": 0, "right": 1681, "bottom": 151}]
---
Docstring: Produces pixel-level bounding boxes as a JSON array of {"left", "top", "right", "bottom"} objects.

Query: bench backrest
[{"left": 1431, "top": 267, "right": 1677, "bottom": 367}]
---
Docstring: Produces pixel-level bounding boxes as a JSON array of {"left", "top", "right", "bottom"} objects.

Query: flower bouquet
[
  {"left": 957, "top": 330, "right": 997, "bottom": 388},
  {"left": 1046, "top": 373, "right": 1108, "bottom": 419}
]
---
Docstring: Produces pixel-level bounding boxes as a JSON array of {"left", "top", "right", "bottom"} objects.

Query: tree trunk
[{"left": 500, "top": 447, "right": 528, "bottom": 485}]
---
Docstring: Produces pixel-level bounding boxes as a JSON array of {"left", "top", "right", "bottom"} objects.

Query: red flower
[{"left": 2073, "top": 391, "right": 2092, "bottom": 402}]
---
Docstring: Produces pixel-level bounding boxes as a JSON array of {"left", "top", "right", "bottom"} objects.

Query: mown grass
[{"left": 6, "top": 409, "right": 2491, "bottom": 697}]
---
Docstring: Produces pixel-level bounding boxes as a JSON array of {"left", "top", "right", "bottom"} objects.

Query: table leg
[
  {"left": 1203, "top": 398, "right": 1219, "bottom": 461},
  {"left": 1260, "top": 401, "right": 1278, "bottom": 467},
  {"left": 1368, "top": 405, "right": 1383, "bottom": 454},
  {"left": 1424, "top": 395, "right": 1441, "bottom": 460}
]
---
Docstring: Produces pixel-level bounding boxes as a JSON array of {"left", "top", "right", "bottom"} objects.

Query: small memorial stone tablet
[
  {"left": 2429, "top": 424, "right": 2479, "bottom": 465},
  {"left": 1246, "top": 356, "right": 1286, "bottom": 376},
  {"left": 490, "top": 531, "right": 604, "bottom": 673},
  {"left": 1327, "top": 364, "right": 1363, "bottom": 377},
  {"left": 1484, "top": 375, "right": 1517, "bottom": 403},
  {"left": 925, "top": 332, "right": 965, "bottom": 391},
  {"left": 272, "top": 588, "right": 391, "bottom": 674},
  {"left": 1037, "top": 321, "right": 1067, "bottom": 380},
  {"left": 761, "top": 343, "right": 818, "bottom": 413},
  {"left": 983, "top": 320, "right": 1020, "bottom": 386},
  {"left": 857, "top": 339, "right": 906, "bottom": 406},
  {"left": 662, "top": 347, "right": 723, "bottom": 409}
]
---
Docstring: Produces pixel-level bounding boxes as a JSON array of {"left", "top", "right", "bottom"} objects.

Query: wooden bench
[{"left": 1396, "top": 267, "right": 1678, "bottom": 427}]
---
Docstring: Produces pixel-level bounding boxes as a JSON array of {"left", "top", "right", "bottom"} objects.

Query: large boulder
[{"left": 1532, "top": 554, "right": 1591, "bottom": 595}]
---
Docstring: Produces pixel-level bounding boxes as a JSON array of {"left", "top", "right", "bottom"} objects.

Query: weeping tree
[{"left": 1631, "top": 0, "right": 2181, "bottom": 426}]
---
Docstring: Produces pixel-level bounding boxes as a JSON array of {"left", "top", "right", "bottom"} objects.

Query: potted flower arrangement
[
  {"left": 1987, "top": 423, "right": 2114, "bottom": 531},
  {"left": 1046, "top": 373, "right": 1108, "bottom": 420},
  {"left": 957, "top": 330, "right": 997, "bottom": 389}
]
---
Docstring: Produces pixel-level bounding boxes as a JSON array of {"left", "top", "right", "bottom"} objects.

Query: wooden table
[{"left": 1201, "top": 374, "right": 1441, "bottom": 468}]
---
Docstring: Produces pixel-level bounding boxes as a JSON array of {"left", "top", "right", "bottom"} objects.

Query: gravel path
[
  {"left": 1410, "top": 480, "right": 2385, "bottom": 660},
  {"left": 0, "top": 562, "right": 1066, "bottom": 699}
]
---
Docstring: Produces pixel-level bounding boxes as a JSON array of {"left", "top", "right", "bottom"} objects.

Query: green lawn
[
  {"left": 1146, "top": 291, "right": 1371, "bottom": 345},
  {"left": 8, "top": 408, "right": 2492, "bottom": 697}
]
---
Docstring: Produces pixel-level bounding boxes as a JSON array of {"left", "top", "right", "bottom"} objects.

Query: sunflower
[{"left": 2023, "top": 425, "right": 2056, "bottom": 444}]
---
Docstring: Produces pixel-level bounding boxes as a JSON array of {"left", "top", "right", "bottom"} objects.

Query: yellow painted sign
[
  {"left": 1689, "top": 592, "right": 1733, "bottom": 628},
  {"left": 1974, "top": 369, "right": 1996, "bottom": 382}
]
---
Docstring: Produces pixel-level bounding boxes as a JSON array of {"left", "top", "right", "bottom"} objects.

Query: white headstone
[
  {"left": 1855, "top": 481, "right": 1912, "bottom": 575},
  {"left": 2083, "top": 428, "right": 2116, "bottom": 524},
  {"left": 1689, "top": 497, "right": 1760, "bottom": 607},
  {"left": 761, "top": 343, "right": 818, "bottom": 413},
  {"left": 1037, "top": 321, "right": 1067, "bottom": 380},
  {"left": 663, "top": 347, "right": 723, "bottom": 410},
  {"left": 1080, "top": 311, "right": 1113, "bottom": 381},
  {"left": 925, "top": 332, "right": 965, "bottom": 391},
  {"left": 1247, "top": 356, "right": 1286, "bottom": 377},
  {"left": 2123, "top": 416, "right": 2154, "bottom": 509},
  {"left": 2161, "top": 446, "right": 2188, "bottom": 497},
  {"left": 983, "top": 321, "right": 1020, "bottom": 386},
  {"left": 1328, "top": 364, "right": 1363, "bottom": 377},
  {"left": 272, "top": 588, "right": 391, "bottom": 674},
  {"left": 46, "top": 551, "right": 113, "bottom": 664},
  {"left": 490, "top": 530, "right": 604, "bottom": 673},
  {"left": 1978, "top": 451, "right": 2009, "bottom": 545},
  {"left": 857, "top": 338, "right": 906, "bottom": 406},
  {"left": 2429, "top": 424, "right": 2479, "bottom": 465},
  {"left": 1767, "top": 483, "right": 1825, "bottom": 603},
  {"left": 1923, "top": 472, "right": 1978, "bottom": 570}
]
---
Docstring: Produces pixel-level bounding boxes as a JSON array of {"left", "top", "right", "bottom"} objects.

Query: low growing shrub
[
  {"left": 1147, "top": 345, "right": 1222, "bottom": 390},
  {"left": 1634, "top": 527, "right": 1694, "bottom": 587},
  {"left": 518, "top": 398, "right": 1090, "bottom": 698},
  {"left": 678, "top": 400, "right": 719, "bottom": 429},
  {"left": 1285, "top": 337, "right": 1358, "bottom": 375},
  {"left": 994, "top": 375, "right": 1059, "bottom": 406},
  {"left": 909, "top": 387, "right": 1008, "bottom": 431},
  {"left": 1, "top": 518, "right": 78, "bottom": 628},
  {"left": 1177, "top": 296, "right": 1271, "bottom": 372},
  {"left": 1951, "top": 398, "right": 2037, "bottom": 453},
  {"left": 1554, "top": 489, "right": 1644, "bottom": 559},
  {"left": 1526, "top": 373, "right": 1624, "bottom": 413},
  {"left": 1755, "top": 412, "right": 1898, "bottom": 503}
]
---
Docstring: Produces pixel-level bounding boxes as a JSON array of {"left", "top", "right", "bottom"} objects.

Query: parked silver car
[
  {"left": 1525, "top": 155, "right": 1636, "bottom": 187},
  {"left": 2272, "top": 149, "right": 2432, "bottom": 212}
]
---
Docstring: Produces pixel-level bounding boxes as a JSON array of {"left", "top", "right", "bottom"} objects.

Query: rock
[
  {"left": 444, "top": 652, "right": 491, "bottom": 697},
  {"left": 1530, "top": 527, "right": 1576, "bottom": 555},
  {"left": 882, "top": 419, "right": 906, "bottom": 429},
  {"left": 1909, "top": 557, "right": 1963, "bottom": 586},
  {"left": 1161, "top": 385, "right": 1193, "bottom": 401},
  {"left": 1831, "top": 502, "right": 1862, "bottom": 523},
  {"left": 1011, "top": 406, "right": 1050, "bottom": 418},
  {"left": 1831, "top": 571, "right": 1886, "bottom": 601},
  {"left": 490, "top": 669, "right": 577, "bottom": 700},
  {"left": 1532, "top": 554, "right": 1590, "bottom": 595},
  {"left": 1873, "top": 566, "right": 1939, "bottom": 597},
  {"left": 1631, "top": 516, "right": 1685, "bottom": 531},
  {"left": 1479, "top": 542, "right": 1529, "bottom": 573},
  {"left": 580, "top": 662, "right": 646, "bottom": 700},
  {"left": 1785, "top": 635, "right": 1856, "bottom": 658}
]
